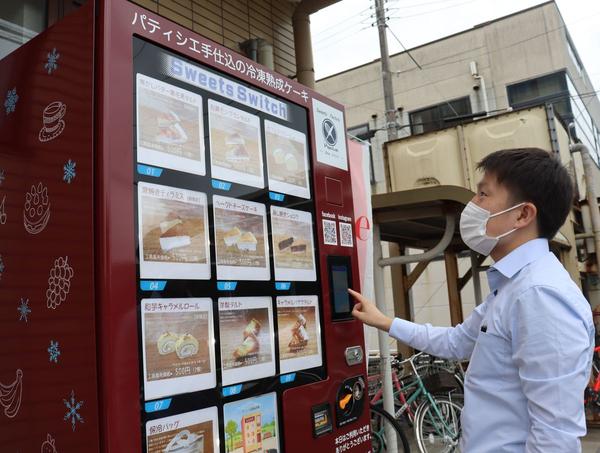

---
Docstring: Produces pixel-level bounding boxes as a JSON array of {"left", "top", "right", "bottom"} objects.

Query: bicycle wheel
[
  {"left": 415, "top": 398, "right": 461, "bottom": 453},
  {"left": 370, "top": 404, "right": 411, "bottom": 453}
]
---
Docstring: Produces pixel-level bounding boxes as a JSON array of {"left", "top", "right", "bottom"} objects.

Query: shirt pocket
[{"left": 467, "top": 331, "right": 513, "bottom": 383}]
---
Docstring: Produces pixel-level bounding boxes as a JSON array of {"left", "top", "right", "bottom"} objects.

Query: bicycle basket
[{"left": 421, "top": 370, "right": 459, "bottom": 393}]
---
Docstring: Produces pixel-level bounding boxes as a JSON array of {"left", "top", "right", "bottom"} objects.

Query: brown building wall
[{"left": 130, "top": 0, "right": 297, "bottom": 77}]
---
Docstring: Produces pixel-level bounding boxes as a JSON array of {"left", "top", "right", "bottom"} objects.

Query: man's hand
[{"left": 348, "top": 289, "right": 393, "bottom": 332}]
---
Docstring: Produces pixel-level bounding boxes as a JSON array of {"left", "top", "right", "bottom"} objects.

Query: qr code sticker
[
  {"left": 323, "top": 219, "right": 338, "bottom": 245},
  {"left": 339, "top": 222, "right": 353, "bottom": 247}
]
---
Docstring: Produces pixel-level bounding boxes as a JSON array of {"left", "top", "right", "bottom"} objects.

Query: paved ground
[{"left": 583, "top": 428, "right": 600, "bottom": 453}]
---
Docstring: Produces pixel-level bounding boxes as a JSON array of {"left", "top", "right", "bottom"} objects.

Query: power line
[
  {"left": 386, "top": 27, "right": 421, "bottom": 69},
  {"left": 388, "top": 0, "right": 480, "bottom": 19},
  {"left": 395, "top": 10, "right": 600, "bottom": 73},
  {"left": 313, "top": 25, "right": 374, "bottom": 50},
  {"left": 319, "top": 10, "right": 600, "bottom": 98},
  {"left": 340, "top": 89, "right": 600, "bottom": 122},
  {"left": 386, "top": 25, "right": 461, "bottom": 116},
  {"left": 311, "top": 5, "right": 372, "bottom": 44},
  {"left": 391, "top": 0, "right": 483, "bottom": 10}
]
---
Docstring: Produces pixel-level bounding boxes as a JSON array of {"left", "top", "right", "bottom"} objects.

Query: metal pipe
[
  {"left": 249, "top": 38, "right": 258, "bottom": 62},
  {"left": 477, "top": 75, "right": 490, "bottom": 115},
  {"left": 373, "top": 223, "right": 398, "bottom": 452},
  {"left": 292, "top": 6, "right": 315, "bottom": 88},
  {"left": 571, "top": 142, "right": 600, "bottom": 274},
  {"left": 378, "top": 213, "right": 456, "bottom": 266},
  {"left": 470, "top": 251, "right": 483, "bottom": 306},
  {"left": 576, "top": 233, "right": 595, "bottom": 240}
]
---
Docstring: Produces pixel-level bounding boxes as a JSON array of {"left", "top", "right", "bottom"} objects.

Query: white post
[
  {"left": 373, "top": 223, "right": 398, "bottom": 452},
  {"left": 470, "top": 251, "right": 483, "bottom": 306}
]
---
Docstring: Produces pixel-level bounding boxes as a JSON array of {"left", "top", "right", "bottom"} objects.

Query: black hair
[{"left": 477, "top": 148, "right": 573, "bottom": 240}]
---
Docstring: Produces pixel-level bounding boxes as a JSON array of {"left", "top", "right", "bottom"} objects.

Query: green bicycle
[
  {"left": 373, "top": 351, "right": 462, "bottom": 453},
  {"left": 369, "top": 403, "right": 411, "bottom": 452}
]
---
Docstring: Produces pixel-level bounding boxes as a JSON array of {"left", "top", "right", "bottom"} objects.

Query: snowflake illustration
[
  {"left": 17, "top": 298, "right": 31, "bottom": 322},
  {"left": 63, "top": 390, "right": 84, "bottom": 431},
  {"left": 0, "top": 169, "right": 5, "bottom": 185},
  {"left": 44, "top": 48, "right": 60, "bottom": 74},
  {"left": 48, "top": 340, "right": 60, "bottom": 363},
  {"left": 4, "top": 88, "right": 18, "bottom": 114},
  {"left": 63, "top": 160, "right": 76, "bottom": 184}
]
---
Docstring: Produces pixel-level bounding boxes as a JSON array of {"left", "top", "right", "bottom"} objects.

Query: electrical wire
[
  {"left": 312, "top": 5, "right": 373, "bottom": 45},
  {"left": 387, "top": 0, "right": 480, "bottom": 19},
  {"left": 319, "top": 10, "right": 600, "bottom": 98},
  {"left": 342, "top": 88, "right": 600, "bottom": 118},
  {"left": 314, "top": 25, "right": 374, "bottom": 49}
]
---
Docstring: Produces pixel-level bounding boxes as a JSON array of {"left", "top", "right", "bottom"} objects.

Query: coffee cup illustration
[{"left": 39, "top": 101, "right": 66, "bottom": 142}]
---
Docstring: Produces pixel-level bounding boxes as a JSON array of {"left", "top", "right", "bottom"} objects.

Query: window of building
[
  {"left": 507, "top": 71, "right": 600, "bottom": 164},
  {"left": 567, "top": 74, "right": 600, "bottom": 163},
  {"left": 409, "top": 97, "right": 472, "bottom": 135},
  {"left": 347, "top": 123, "right": 376, "bottom": 183},
  {"left": 347, "top": 123, "right": 374, "bottom": 142},
  {"left": 566, "top": 34, "right": 584, "bottom": 76},
  {"left": 506, "top": 71, "right": 576, "bottom": 132},
  {"left": 0, "top": 0, "right": 47, "bottom": 59},
  {"left": 0, "top": 1, "right": 86, "bottom": 60},
  {"left": 507, "top": 71, "right": 570, "bottom": 109}
]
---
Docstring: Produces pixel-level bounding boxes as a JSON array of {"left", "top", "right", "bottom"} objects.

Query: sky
[{"left": 310, "top": 0, "right": 600, "bottom": 92}]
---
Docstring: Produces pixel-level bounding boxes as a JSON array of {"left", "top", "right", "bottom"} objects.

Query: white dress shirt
[{"left": 389, "top": 238, "right": 594, "bottom": 452}]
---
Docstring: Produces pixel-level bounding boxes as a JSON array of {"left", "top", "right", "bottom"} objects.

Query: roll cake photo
[{"left": 141, "top": 298, "right": 215, "bottom": 400}]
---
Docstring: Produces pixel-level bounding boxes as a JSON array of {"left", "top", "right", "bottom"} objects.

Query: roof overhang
[
  {"left": 372, "top": 185, "right": 474, "bottom": 250},
  {"left": 293, "top": 0, "right": 342, "bottom": 15}
]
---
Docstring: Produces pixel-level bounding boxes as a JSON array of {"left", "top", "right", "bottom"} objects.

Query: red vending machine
[{"left": 0, "top": 1, "right": 371, "bottom": 452}]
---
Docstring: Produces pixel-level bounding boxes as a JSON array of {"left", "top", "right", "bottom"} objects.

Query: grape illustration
[{"left": 46, "top": 256, "right": 74, "bottom": 309}]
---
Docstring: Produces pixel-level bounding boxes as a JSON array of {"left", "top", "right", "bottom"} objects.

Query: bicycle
[
  {"left": 374, "top": 352, "right": 462, "bottom": 453},
  {"left": 369, "top": 358, "right": 418, "bottom": 424},
  {"left": 370, "top": 403, "right": 411, "bottom": 453},
  {"left": 413, "top": 353, "right": 465, "bottom": 406},
  {"left": 585, "top": 345, "right": 600, "bottom": 414},
  {"left": 369, "top": 353, "right": 464, "bottom": 423}
]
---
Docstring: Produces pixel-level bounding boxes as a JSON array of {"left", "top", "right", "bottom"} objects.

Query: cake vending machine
[{"left": 0, "top": 1, "right": 372, "bottom": 452}]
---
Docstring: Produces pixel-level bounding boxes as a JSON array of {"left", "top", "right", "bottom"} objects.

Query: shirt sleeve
[
  {"left": 388, "top": 300, "right": 487, "bottom": 360},
  {"left": 510, "top": 285, "right": 593, "bottom": 453}
]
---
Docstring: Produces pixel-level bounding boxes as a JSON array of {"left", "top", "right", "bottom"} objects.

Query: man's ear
[{"left": 515, "top": 202, "right": 537, "bottom": 228}]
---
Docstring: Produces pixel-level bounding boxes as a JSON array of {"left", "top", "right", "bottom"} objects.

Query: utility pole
[
  {"left": 373, "top": 2, "right": 398, "bottom": 452},
  {"left": 374, "top": 0, "right": 397, "bottom": 141}
]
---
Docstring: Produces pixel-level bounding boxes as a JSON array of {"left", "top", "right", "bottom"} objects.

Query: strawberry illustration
[{"left": 41, "top": 433, "right": 57, "bottom": 453}]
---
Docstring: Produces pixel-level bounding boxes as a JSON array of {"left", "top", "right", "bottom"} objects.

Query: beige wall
[
  {"left": 129, "top": 0, "right": 297, "bottom": 77},
  {"left": 316, "top": 1, "right": 600, "bottom": 134}
]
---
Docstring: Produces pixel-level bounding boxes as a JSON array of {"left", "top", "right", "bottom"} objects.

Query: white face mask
[{"left": 459, "top": 201, "right": 525, "bottom": 256}]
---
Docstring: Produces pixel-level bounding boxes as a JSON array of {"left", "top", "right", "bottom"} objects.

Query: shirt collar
[{"left": 486, "top": 238, "right": 549, "bottom": 292}]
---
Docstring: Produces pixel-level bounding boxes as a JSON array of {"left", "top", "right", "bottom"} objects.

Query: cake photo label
[
  {"left": 270, "top": 206, "right": 317, "bottom": 281},
  {"left": 146, "top": 407, "right": 219, "bottom": 453},
  {"left": 136, "top": 74, "right": 205, "bottom": 176},
  {"left": 276, "top": 295, "right": 322, "bottom": 374},
  {"left": 264, "top": 120, "right": 310, "bottom": 199},
  {"left": 208, "top": 99, "right": 264, "bottom": 189},
  {"left": 213, "top": 195, "right": 270, "bottom": 281},
  {"left": 218, "top": 297, "right": 275, "bottom": 386},
  {"left": 138, "top": 182, "right": 211, "bottom": 280},
  {"left": 141, "top": 298, "right": 216, "bottom": 400}
]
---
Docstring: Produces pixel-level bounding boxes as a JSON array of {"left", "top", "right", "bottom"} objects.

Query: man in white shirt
[{"left": 350, "top": 148, "right": 594, "bottom": 452}]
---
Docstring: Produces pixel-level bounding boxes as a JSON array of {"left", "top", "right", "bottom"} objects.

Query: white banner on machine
[{"left": 347, "top": 137, "right": 375, "bottom": 354}]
